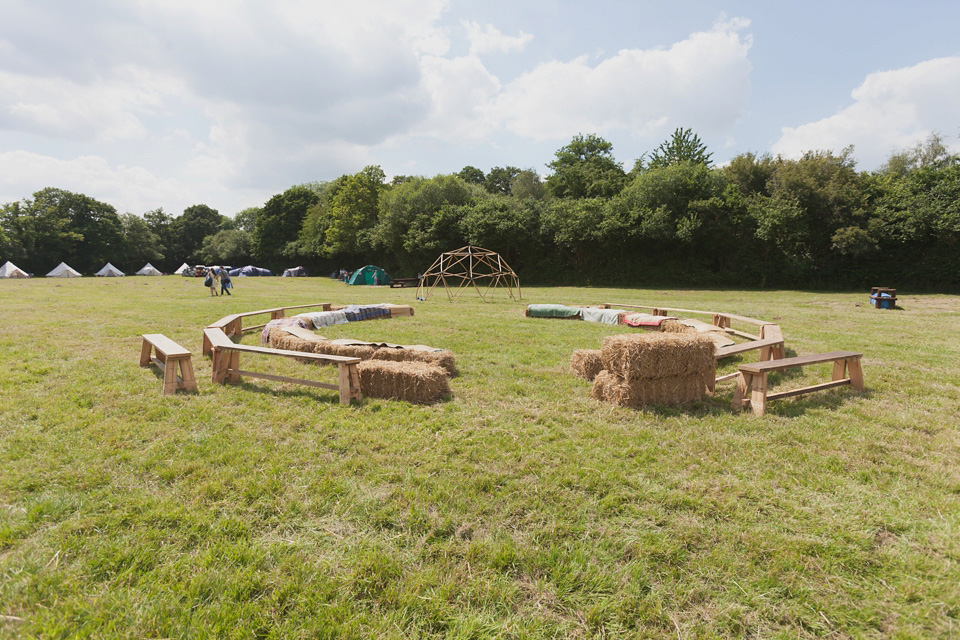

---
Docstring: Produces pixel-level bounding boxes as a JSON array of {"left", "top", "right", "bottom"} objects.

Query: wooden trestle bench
[
  {"left": 203, "top": 327, "right": 362, "bottom": 405},
  {"left": 202, "top": 302, "right": 333, "bottom": 356},
  {"left": 731, "top": 351, "right": 864, "bottom": 416},
  {"left": 140, "top": 334, "right": 198, "bottom": 395}
]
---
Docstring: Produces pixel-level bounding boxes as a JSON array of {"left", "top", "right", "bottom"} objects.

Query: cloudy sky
[{"left": 1, "top": 0, "right": 959, "bottom": 218}]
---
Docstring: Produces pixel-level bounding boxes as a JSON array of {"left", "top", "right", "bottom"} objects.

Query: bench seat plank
[{"left": 739, "top": 351, "right": 861, "bottom": 374}]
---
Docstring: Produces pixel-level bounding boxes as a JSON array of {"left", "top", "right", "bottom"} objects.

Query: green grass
[{"left": 1, "top": 277, "right": 958, "bottom": 638}]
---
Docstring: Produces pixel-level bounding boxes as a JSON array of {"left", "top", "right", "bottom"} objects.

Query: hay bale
[
  {"left": 659, "top": 318, "right": 693, "bottom": 333},
  {"left": 267, "top": 328, "right": 375, "bottom": 363},
  {"left": 591, "top": 369, "right": 707, "bottom": 407},
  {"left": 357, "top": 360, "right": 450, "bottom": 404},
  {"left": 571, "top": 349, "right": 603, "bottom": 381},
  {"left": 371, "top": 348, "right": 458, "bottom": 377},
  {"left": 310, "top": 341, "right": 375, "bottom": 361},
  {"left": 600, "top": 333, "right": 714, "bottom": 380}
]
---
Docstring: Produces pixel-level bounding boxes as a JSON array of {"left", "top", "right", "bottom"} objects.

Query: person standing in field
[
  {"left": 220, "top": 266, "right": 232, "bottom": 296},
  {"left": 206, "top": 268, "right": 219, "bottom": 296}
]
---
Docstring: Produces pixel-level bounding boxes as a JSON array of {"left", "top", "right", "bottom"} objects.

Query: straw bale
[
  {"left": 571, "top": 349, "right": 603, "bottom": 381},
  {"left": 659, "top": 318, "right": 693, "bottom": 333},
  {"left": 357, "top": 360, "right": 450, "bottom": 404},
  {"left": 591, "top": 369, "right": 707, "bottom": 407},
  {"left": 267, "top": 328, "right": 375, "bottom": 363},
  {"left": 371, "top": 348, "right": 457, "bottom": 377},
  {"left": 600, "top": 332, "right": 715, "bottom": 380},
  {"left": 309, "top": 341, "right": 376, "bottom": 361}
]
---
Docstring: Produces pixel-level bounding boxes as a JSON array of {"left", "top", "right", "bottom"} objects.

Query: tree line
[{"left": 2, "top": 129, "right": 958, "bottom": 288}]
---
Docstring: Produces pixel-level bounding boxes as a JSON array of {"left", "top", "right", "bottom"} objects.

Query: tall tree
[
  {"left": 483, "top": 166, "right": 521, "bottom": 195},
  {"left": 322, "top": 166, "right": 385, "bottom": 257},
  {"left": 645, "top": 127, "right": 713, "bottom": 170},
  {"left": 252, "top": 186, "right": 320, "bottom": 263},
  {"left": 546, "top": 134, "right": 626, "bottom": 199},
  {"left": 170, "top": 204, "right": 227, "bottom": 264}
]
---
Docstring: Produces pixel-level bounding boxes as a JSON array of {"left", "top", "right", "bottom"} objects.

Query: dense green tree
[
  {"left": 546, "top": 134, "right": 626, "bottom": 199},
  {"left": 457, "top": 166, "right": 485, "bottom": 185},
  {"left": 0, "top": 188, "right": 122, "bottom": 273},
  {"left": 460, "top": 195, "right": 542, "bottom": 266},
  {"left": 120, "top": 213, "right": 163, "bottom": 268},
  {"left": 540, "top": 197, "right": 608, "bottom": 268},
  {"left": 232, "top": 207, "right": 260, "bottom": 233},
  {"left": 645, "top": 127, "right": 713, "bottom": 170},
  {"left": 723, "top": 152, "right": 776, "bottom": 197},
  {"left": 201, "top": 229, "right": 253, "bottom": 266},
  {"left": 881, "top": 132, "right": 954, "bottom": 177},
  {"left": 371, "top": 174, "right": 474, "bottom": 266},
  {"left": 322, "top": 166, "right": 385, "bottom": 256},
  {"left": 510, "top": 170, "right": 546, "bottom": 200},
  {"left": 483, "top": 166, "right": 521, "bottom": 195},
  {"left": 169, "top": 204, "right": 228, "bottom": 264},
  {"left": 253, "top": 186, "right": 320, "bottom": 263}
]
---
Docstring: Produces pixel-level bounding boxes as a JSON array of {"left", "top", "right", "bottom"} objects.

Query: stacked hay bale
[
  {"left": 591, "top": 333, "right": 715, "bottom": 407},
  {"left": 357, "top": 361, "right": 450, "bottom": 404},
  {"left": 571, "top": 349, "right": 603, "bottom": 381}
]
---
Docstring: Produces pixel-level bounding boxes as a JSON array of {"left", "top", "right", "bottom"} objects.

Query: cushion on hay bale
[
  {"left": 357, "top": 360, "right": 450, "bottom": 404},
  {"left": 591, "top": 369, "right": 707, "bottom": 407},
  {"left": 600, "top": 333, "right": 714, "bottom": 381},
  {"left": 371, "top": 347, "right": 457, "bottom": 377},
  {"left": 571, "top": 349, "right": 603, "bottom": 381}
]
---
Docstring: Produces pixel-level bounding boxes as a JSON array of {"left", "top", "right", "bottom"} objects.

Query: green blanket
[{"left": 527, "top": 304, "right": 582, "bottom": 318}]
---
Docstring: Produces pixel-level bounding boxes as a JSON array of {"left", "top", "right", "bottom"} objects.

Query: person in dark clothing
[{"left": 220, "top": 266, "right": 232, "bottom": 295}]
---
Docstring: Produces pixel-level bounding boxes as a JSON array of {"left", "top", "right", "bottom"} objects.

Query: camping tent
[
  {"left": 347, "top": 265, "right": 391, "bottom": 286},
  {"left": 282, "top": 266, "right": 309, "bottom": 277},
  {"left": 95, "top": 262, "right": 125, "bottom": 277},
  {"left": 229, "top": 265, "right": 273, "bottom": 277},
  {"left": 0, "top": 260, "right": 29, "bottom": 278},
  {"left": 136, "top": 263, "right": 162, "bottom": 276},
  {"left": 46, "top": 262, "right": 81, "bottom": 278},
  {"left": 417, "top": 245, "right": 520, "bottom": 302},
  {"left": 173, "top": 262, "right": 191, "bottom": 275}
]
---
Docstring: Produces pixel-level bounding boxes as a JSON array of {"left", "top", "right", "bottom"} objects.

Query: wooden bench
[
  {"left": 203, "top": 328, "right": 362, "bottom": 405},
  {"left": 202, "top": 303, "right": 332, "bottom": 356},
  {"left": 731, "top": 351, "right": 864, "bottom": 416},
  {"left": 140, "top": 334, "right": 198, "bottom": 395}
]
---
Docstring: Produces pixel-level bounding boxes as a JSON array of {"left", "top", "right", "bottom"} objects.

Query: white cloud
[
  {"left": 772, "top": 57, "right": 960, "bottom": 167},
  {"left": 481, "top": 18, "right": 752, "bottom": 142},
  {"left": 463, "top": 21, "right": 533, "bottom": 56}
]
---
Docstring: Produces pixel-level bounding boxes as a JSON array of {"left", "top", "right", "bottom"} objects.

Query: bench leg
[
  {"left": 202, "top": 331, "right": 212, "bottom": 357},
  {"left": 178, "top": 357, "right": 198, "bottom": 392},
  {"left": 847, "top": 357, "right": 865, "bottom": 391},
  {"left": 338, "top": 363, "right": 362, "bottom": 404},
  {"left": 750, "top": 372, "right": 768, "bottom": 416},
  {"left": 161, "top": 354, "right": 179, "bottom": 395},
  {"left": 227, "top": 351, "right": 241, "bottom": 383},
  {"left": 731, "top": 372, "right": 750, "bottom": 410},
  {"left": 211, "top": 348, "right": 228, "bottom": 383},
  {"left": 140, "top": 339, "right": 153, "bottom": 367},
  {"left": 832, "top": 359, "right": 847, "bottom": 381}
]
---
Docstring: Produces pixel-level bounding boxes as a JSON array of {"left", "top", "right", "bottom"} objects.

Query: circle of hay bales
[
  {"left": 600, "top": 333, "right": 714, "bottom": 381},
  {"left": 357, "top": 360, "right": 450, "bottom": 404},
  {"left": 571, "top": 349, "right": 603, "bottom": 381}
]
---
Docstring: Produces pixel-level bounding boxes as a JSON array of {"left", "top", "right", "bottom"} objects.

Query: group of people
[{"left": 205, "top": 266, "right": 233, "bottom": 296}]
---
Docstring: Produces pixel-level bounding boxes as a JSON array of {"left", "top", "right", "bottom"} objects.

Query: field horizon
[{"left": 1, "top": 276, "right": 958, "bottom": 638}]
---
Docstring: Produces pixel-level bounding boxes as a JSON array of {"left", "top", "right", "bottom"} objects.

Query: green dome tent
[{"left": 346, "top": 265, "right": 391, "bottom": 286}]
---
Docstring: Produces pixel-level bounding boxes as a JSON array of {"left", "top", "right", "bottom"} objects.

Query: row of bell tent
[{"left": 0, "top": 260, "right": 164, "bottom": 278}]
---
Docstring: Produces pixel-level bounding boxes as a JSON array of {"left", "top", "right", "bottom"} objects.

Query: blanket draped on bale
[
  {"left": 526, "top": 304, "right": 581, "bottom": 318},
  {"left": 261, "top": 316, "right": 313, "bottom": 343},
  {"left": 581, "top": 307, "right": 625, "bottom": 325},
  {"left": 622, "top": 313, "right": 675, "bottom": 327}
]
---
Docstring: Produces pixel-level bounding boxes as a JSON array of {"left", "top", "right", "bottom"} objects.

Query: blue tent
[{"left": 229, "top": 265, "right": 274, "bottom": 277}]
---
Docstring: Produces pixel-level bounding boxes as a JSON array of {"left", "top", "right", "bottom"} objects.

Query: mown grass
[{"left": 0, "top": 277, "right": 958, "bottom": 638}]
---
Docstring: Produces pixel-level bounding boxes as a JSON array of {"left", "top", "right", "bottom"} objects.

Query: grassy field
[{"left": 1, "top": 276, "right": 958, "bottom": 638}]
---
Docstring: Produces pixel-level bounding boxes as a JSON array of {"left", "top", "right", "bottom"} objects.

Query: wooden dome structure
[{"left": 417, "top": 245, "right": 521, "bottom": 302}]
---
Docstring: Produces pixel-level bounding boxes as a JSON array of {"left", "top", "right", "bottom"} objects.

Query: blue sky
[{"left": 1, "top": 0, "right": 958, "bottom": 218}]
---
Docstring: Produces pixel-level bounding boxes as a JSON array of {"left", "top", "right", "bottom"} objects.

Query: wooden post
[
  {"left": 750, "top": 372, "right": 768, "bottom": 416},
  {"left": 847, "top": 357, "right": 865, "bottom": 391}
]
